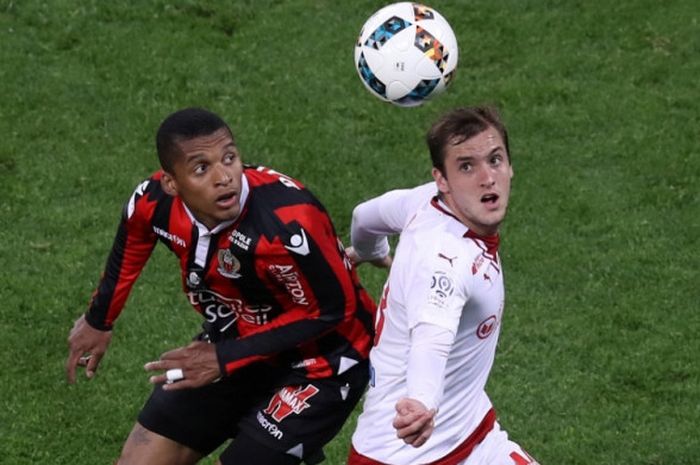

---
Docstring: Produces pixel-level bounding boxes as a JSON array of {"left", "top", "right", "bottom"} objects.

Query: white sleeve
[
  {"left": 350, "top": 182, "right": 436, "bottom": 261},
  {"left": 406, "top": 323, "right": 455, "bottom": 411},
  {"left": 405, "top": 252, "right": 468, "bottom": 334}
]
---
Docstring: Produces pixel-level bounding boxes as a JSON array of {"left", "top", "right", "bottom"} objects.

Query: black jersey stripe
[{"left": 85, "top": 218, "right": 130, "bottom": 330}]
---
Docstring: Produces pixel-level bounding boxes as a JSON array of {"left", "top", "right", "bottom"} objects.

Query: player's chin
[
  {"left": 481, "top": 204, "right": 507, "bottom": 221},
  {"left": 475, "top": 215, "right": 506, "bottom": 235},
  {"left": 215, "top": 205, "right": 241, "bottom": 221}
]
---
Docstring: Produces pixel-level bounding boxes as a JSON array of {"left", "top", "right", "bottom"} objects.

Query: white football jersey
[{"left": 351, "top": 183, "right": 505, "bottom": 465}]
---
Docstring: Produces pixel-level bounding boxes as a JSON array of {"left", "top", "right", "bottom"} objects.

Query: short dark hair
[
  {"left": 156, "top": 107, "right": 233, "bottom": 172},
  {"left": 427, "top": 106, "right": 510, "bottom": 174}
]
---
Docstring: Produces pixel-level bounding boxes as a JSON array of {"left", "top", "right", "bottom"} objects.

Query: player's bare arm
[
  {"left": 392, "top": 398, "right": 436, "bottom": 448},
  {"left": 66, "top": 314, "right": 113, "bottom": 383},
  {"left": 144, "top": 341, "right": 221, "bottom": 391}
]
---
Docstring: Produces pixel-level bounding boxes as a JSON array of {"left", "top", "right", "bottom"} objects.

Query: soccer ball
[{"left": 354, "top": 2, "right": 458, "bottom": 107}]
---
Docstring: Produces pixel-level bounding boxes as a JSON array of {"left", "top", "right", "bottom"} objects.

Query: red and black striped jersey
[{"left": 85, "top": 165, "right": 376, "bottom": 379}]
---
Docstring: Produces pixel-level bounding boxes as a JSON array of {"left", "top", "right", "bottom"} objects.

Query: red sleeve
[
  {"left": 216, "top": 203, "right": 357, "bottom": 374},
  {"left": 84, "top": 179, "right": 158, "bottom": 330}
]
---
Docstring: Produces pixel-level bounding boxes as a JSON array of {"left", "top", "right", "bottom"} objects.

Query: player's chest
[
  {"left": 458, "top": 257, "right": 505, "bottom": 340},
  {"left": 170, "top": 222, "right": 281, "bottom": 288},
  {"left": 173, "top": 223, "right": 291, "bottom": 330}
]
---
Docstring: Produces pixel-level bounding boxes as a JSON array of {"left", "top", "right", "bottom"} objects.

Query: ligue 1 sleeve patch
[{"left": 427, "top": 270, "right": 455, "bottom": 310}]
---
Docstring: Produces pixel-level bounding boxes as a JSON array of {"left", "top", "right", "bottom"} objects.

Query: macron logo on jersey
[{"left": 285, "top": 229, "right": 310, "bottom": 256}]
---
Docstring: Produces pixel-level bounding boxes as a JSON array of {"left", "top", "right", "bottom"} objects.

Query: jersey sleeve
[
  {"left": 216, "top": 203, "right": 361, "bottom": 375},
  {"left": 406, "top": 323, "right": 455, "bottom": 410},
  {"left": 84, "top": 179, "right": 158, "bottom": 330},
  {"left": 403, "top": 238, "right": 469, "bottom": 334},
  {"left": 351, "top": 182, "right": 436, "bottom": 261}
]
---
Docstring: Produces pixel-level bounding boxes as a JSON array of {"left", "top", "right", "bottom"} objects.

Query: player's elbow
[{"left": 318, "top": 309, "right": 344, "bottom": 328}]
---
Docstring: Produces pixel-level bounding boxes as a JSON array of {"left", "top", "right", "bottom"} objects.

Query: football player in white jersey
[{"left": 347, "top": 107, "right": 539, "bottom": 465}]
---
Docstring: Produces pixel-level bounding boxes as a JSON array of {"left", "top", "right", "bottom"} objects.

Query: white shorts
[{"left": 460, "top": 422, "right": 539, "bottom": 465}]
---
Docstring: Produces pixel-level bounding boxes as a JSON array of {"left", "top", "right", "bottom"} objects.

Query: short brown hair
[{"left": 427, "top": 106, "right": 510, "bottom": 174}]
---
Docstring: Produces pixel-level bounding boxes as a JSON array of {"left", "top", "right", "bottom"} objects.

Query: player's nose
[
  {"left": 214, "top": 163, "right": 232, "bottom": 185},
  {"left": 477, "top": 165, "right": 495, "bottom": 187}
]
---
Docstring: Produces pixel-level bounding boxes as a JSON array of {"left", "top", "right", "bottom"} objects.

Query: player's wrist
[
  {"left": 83, "top": 312, "right": 113, "bottom": 332},
  {"left": 405, "top": 395, "right": 436, "bottom": 412},
  {"left": 352, "top": 239, "right": 390, "bottom": 262}
]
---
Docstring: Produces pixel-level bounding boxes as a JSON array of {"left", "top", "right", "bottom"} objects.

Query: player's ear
[
  {"left": 506, "top": 151, "right": 514, "bottom": 178},
  {"left": 432, "top": 167, "right": 449, "bottom": 194},
  {"left": 160, "top": 172, "right": 179, "bottom": 196}
]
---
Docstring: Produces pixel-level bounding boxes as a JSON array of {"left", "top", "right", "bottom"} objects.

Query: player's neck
[{"left": 436, "top": 194, "right": 500, "bottom": 237}]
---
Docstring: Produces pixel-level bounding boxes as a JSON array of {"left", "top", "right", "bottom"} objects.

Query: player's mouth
[
  {"left": 215, "top": 191, "right": 238, "bottom": 209},
  {"left": 481, "top": 193, "right": 500, "bottom": 209}
]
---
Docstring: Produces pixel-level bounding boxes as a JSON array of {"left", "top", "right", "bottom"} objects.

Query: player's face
[
  {"left": 432, "top": 126, "right": 513, "bottom": 236},
  {"left": 162, "top": 128, "right": 244, "bottom": 230}
]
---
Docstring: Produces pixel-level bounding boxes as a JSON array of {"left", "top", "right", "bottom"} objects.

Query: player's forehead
[
  {"left": 445, "top": 127, "right": 506, "bottom": 161},
  {"left": 175, "top": 128, "right": 236, "bottom": 161}
]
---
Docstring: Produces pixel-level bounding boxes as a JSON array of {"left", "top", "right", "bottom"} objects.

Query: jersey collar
[{"left": 430, "top": 196, "right": 500, "bottom": 256}]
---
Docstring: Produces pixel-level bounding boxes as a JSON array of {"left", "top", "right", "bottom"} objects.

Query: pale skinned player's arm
[
  {"left": 344, "top": 245, "right": 392, "bottom": 268},
  {"left": 394, "top": 322, "right": 454, "bottom": 447},
  {"left": 349, "top": 182, "right": 436, "bottom": 265},
  {"left": 393, "top": 398, "right": 436, "bottom": 448}
]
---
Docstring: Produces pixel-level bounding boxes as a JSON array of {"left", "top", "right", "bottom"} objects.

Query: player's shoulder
[
  {"left": 405, "top": 205, "right": 460, "bottom": 241},
  {"left": 405, "top": 212, "right": 483, "bottom": 267},
  {"left": 244, "top": 164, "right": 306, "bottom": 190},
  {"left": 123, "top": 170, "right": 171, "bottom": 220},
  {"left": 127, "top": 170, "right": 165, "bottom": 193},
  {"left": 244, "top": 165, "right": 323, "bottom": 210}
]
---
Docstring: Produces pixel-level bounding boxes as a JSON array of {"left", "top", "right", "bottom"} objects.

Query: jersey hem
[{"left": 349, "top": 408, "right": 496, "bottom": 465}]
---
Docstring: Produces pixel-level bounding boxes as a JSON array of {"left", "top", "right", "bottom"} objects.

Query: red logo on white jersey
[
  {"left": 477, "top": 315, "right": 497, "bottom": 339},
  {"left": 511, "top": 451, "right": 539, "bottom": 465},
  {"left": 263, "top": 384, "right": 320, "bottom": 422},
  {"left": 374, "top": 283, "right": 390, "bottom": 345},
  {"left": 472, "top": 255, "right": 484, "bottom": 275}
]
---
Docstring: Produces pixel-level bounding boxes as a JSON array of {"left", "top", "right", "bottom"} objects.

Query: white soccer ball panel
[
  {"left": 386, "top": 80, "right": 413, "bottom": 101},
  {"left": 360, "top": 46, "right": 387, "bottom": 75},
  {"left": 354, "top": 2, "right": 459, "bottom": 106},
  {"left": 373, "top": 46, "right": 427, "bottom": 88},
  {"left": 414, "top": 51, "right": 445, "bottom": 80}
]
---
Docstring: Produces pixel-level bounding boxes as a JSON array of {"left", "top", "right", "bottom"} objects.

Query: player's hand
[
  {"left": 392, "top": 398, "right": 436, "bottom": 448},
  {"left": 66, "top": 314, "right": 113, "bottom": 383},
  {"left": 144, "top": 341, "right": 222, "bottom": 391},
  {"left": 345, "top": 246, "right": 393, "bottom": 269}
]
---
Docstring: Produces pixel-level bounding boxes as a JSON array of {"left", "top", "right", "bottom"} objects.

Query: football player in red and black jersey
[{"left": 65, "top": 108, "right": 375, "bottom": 465}]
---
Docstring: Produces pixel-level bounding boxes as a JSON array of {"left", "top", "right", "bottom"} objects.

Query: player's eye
[
  {"left": 223, "top": 152, "right": 237, "bottom": 164},
  {"left": 490, "top": 155, "right": 502, "bottom": 166},
  {"left": 193, "top": 163, "right": 207, "bottom": 175},
  {"left": 459, "top": 162, "right": 472, "bottom": 172}
]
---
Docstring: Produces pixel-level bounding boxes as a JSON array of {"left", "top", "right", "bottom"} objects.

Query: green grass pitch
[{"left": 1, "top": 1, "right": 698, "bottom": 463}]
